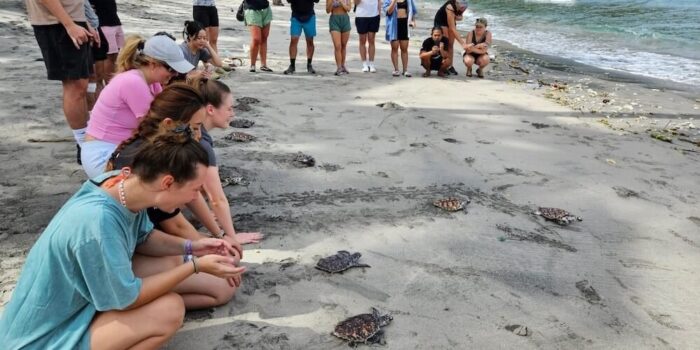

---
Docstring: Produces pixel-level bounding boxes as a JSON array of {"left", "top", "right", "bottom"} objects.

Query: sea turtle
[
  {"left": 220, "top": 176, "right": 249, "bottom": 187},
  {"left": 236, "top": 97, "right": 260, "bottom": 105},
  {"left": 315, "top": 251, "right": 370, "bottom": 273},
  {"left": 225, "top": 131, "right": 256, "bottom": 143},
  {"left": 229, "top": 118, "right": 255, "bottom": 128},
  {"left": 433, "top": 197, "right": 469, "bottom": 212},
  {"left": 534, "top": 207, "right": 582, "bottom": 225},
  {"left": 292, "top": 152, "right": 315, "bottom": 167},
  {"left": 333, "top": 308, "right": 393, "bottom": 346}
]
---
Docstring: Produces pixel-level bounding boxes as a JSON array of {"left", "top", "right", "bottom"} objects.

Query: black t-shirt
[
  {"left": 245, "top": 0, "right": 270, "bottom": 10},
  {"left": 90, "top": 0, "right": 121, "bottom": 26},
  {"left": 289, "top": 0, "right": 319, "bottom": 20},
  {"left": 421, "top": 36, "right": 449, "bottom": 60}
]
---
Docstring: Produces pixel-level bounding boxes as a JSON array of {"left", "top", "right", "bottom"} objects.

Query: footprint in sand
[
  {"left": 575, "top": 280, "right": 602, "bottom": 304},
  {"left": 443, "top": 138, "right": 459, "bottom": 143},
  {"left": 504, "top": 324, "right": 530, "bottom": 336},
  {"left": 410, "top": 142, "right": 428, "bottom": 148}
]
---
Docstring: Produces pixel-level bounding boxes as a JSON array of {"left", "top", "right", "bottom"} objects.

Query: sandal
[
  {"left": 260, "top": 65, "right": 273, "bottom": 72},
  {"left": 403, "top": 71, "right": 412, "bottom": 77},
  {"left": 466, "top": 67, "right": 472, "bottom": 77},
  {"left": 392, "top": 70, "right": 400, "bottom": 77},
  {"left": 422, "top": 71, "right": 430, "bottom": 77},
  {"left": 249, "top": 65, "right": 256, "bottom": 72},
  {"left": 477, "top": 68, "right": 484, "bottom": 78}
]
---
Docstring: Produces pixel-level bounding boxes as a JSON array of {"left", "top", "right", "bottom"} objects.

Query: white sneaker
[
  {"left": 369, "top": 63, "right": 377, "bottom": 73},
  {"left": 362, "top": 63, "right": 370, "bottom": 73}
]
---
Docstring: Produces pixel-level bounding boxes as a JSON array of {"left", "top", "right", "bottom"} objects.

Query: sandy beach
[{"left": 1, "top": 0, "right": 699, "bottom": 348}]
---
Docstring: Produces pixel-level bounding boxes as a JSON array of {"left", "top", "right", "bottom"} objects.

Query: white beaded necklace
[{"left": 118, "top": 179, "right": 128, "bottom": 208}]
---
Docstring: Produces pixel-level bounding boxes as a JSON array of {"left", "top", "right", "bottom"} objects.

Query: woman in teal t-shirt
[{"left": 0, "top": 134, "right": 245, "bottom": 349}]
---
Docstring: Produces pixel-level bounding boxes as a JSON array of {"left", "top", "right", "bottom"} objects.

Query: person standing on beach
[
  {"left": 0, "top": 134, "right": 245, "bottom": 349},
  {"left": 355, "top": 0, "right": 381, "bottom": 73},
  {"left": 192, "top": 0, "right": 221, "bottom": 52},
  {"left": 433, "top": 0, "right": 469, "bottom": 75},
  {"left": 419, "top": 26, "right": 451, "bottom": 77},
  {"left": 81, "top": 35, "right": 193, "bottom": 178},
  {"left": 463, "top": 17, "right": 491, "bottom": 78},
  {"left": 91, "top": 0, "right": 124, "bottom": 81},
  {"left": 244, "top": 0, "right": 273, "bottom": 72},
  {"left": 84, "top": 0, "right": 105, "bottom": 111},
  {"left": 383, "top": 0, "right": 417, "bottom": 77},
  {"left": 327, "top": 0, "right": 352, "bottom": 75},
  {"left": 26, "top": 0, "right": 97, "bottom": 164},
  {"left": 284, "top": 0, "right": 319, "bottom": 74}
]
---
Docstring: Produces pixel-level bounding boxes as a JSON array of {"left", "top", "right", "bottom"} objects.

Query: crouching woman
[{"left": 0, "top": 134, "right": 245, "bottom": 349}]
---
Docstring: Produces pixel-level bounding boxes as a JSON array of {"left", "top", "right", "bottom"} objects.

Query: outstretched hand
[
  {"left": 196, "top": 255, "right": 246, "bottom": 287},
  {"left": 235, "top": 232, "right": 264, "bottom": 244},
  {"left": 192, "top": 237, "right": 240, "bottom": 260}
]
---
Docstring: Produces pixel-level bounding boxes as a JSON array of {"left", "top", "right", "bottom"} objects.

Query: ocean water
[{"left": 435, "top": 0, "right": 700, "bottom": 85}]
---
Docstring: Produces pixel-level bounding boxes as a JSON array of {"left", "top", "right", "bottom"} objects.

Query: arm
[
  {"left": 39, "top": 0, "right": 93, "bottom": 49},
  {"left": 385, "top": 0, "right": 398, "bottom": 15},
  {"left": 158, "top": 212, "right": 204, "bottom": 241},
  {"left": 446, "top": 7, "right": 466, "bottom": 47},
  {"left": 439, "top": 41, "right": 450, "bottom": 57},
  {"left": 203, "top": 43, "right": 223, "bottom": 67},
  {"left": 326, "top": 0, "right": 333, "bottom": 13},
  {"left": 186, "top": 192, "right": 222, "bottom": 236},
  {"left": 342, "top": 0, "right": 352, "bottom": 12},
  {"left": 419, "top": 49, "right": 434, "bottom": 60}
]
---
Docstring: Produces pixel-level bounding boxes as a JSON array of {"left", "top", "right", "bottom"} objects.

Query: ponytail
[
  {"left": 131, "top": 131, "right": 210, "bottom": 184},
  {"left": 188, "top": 77, "right": 231, "bottom": 108},
  {"left": 183, "top": 20, "right": 205, "bottom": 42},
  {"left": 115, "top": 35, "right": 149, "bottom": 73}
]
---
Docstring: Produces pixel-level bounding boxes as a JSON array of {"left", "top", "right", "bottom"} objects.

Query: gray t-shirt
[
  {"left": 200, "top": 127, "right": 217, "bottom": 167},
  {"left": 179, "top": 41, "right": 212, "bottom": 66}
]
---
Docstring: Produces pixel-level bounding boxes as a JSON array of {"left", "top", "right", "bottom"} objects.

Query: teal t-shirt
[{"left": 0, "top": 172, "right": 154, "bottom": 349}]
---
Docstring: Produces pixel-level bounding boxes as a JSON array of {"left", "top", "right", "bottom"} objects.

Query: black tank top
[
  {"left": 471, "top": 30, "right": 489, "bottom": 45},
  {"left": 397, "top": 0, "right": 408, "bottom": 10},
  {"left": 433, "top": 0, "right": 456, "bottom": 27}
]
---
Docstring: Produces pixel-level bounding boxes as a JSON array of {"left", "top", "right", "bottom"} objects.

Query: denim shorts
[{"left": 81, "top": 140, "right": 118, "bottom": 178}]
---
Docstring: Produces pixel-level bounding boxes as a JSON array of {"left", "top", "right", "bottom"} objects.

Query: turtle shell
[
  {"left": 535, "top": 207, "right": 582, "bottom": 225},
  {"left": 292, "top": 152, "right": 315, "bottom": 167},
  {"left": 315, "top": 251, "right": 370, "bottom": 273},
  {"left": 433, "top": 198, "right": 466, "bottom": 212},
  {"left": 225, "top": 131, "right": 256, "bottom": 143},
  {"left": 333, "top": 313, "right": 381, "bottom": 343},
  {"left": 229, "top": 118, "right": 255, "bottom": 128}
]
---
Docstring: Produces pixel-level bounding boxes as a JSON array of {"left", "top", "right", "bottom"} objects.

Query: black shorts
[
  {"left": 91, "top": 27, "right": 109, "bottom": 62},
  {"left": 421, "top": 57, "right": 443, "bottom": 71},
  {"left": 355, "top": 15, "right": 380, "bottom": 34},
  {"left": 193, "top": 5, "right": 219, "bottom": 27},
  {"left": 396, "top": 18, "right": 409, "bottom": 41},
  {"left": 33, "top": 23, "right": 90, "bottom": 81}
]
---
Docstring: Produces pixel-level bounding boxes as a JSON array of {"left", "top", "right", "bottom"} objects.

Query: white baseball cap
[{"left": 143, "top": 35, "right": 194, "bottom": 74}]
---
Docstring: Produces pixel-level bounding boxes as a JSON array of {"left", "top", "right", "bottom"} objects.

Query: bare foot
[
  {"left": 422, "top": 71, "right": 431, "bottom": 77},
  {"left": 235, "top": 232, "right": 264, "bottom": 244}
]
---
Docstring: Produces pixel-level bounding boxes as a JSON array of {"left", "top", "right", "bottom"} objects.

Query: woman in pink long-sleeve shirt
[{"left": 81, "top": 34, "right": 193, "bottom": 178}]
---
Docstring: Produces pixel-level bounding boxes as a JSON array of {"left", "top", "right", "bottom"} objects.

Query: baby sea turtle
[
  {"left": 220, "top": 176, "right": 249, "bottom": 187},
  {"left": 433, "top": 197, "right": 469, "bottom": 212},
  {"left": 225, "top": 131, "right": 256, "bottom": 143},
  {"left": 534, "top": 207, "right": 582, "bottom": 225},
  {"left": 333, "top": 308, "right": 393, "bottom": 346},
  {"left": 292, "top": 152, "right": 315, "bottom": 167},
  {"left": 236, "top": 97, "right": 260, "bottom": 105},
  {"left": 315, "top": 251, "right": 370, "bottom": 273},
  {"left": 229, "top": 118, "right": 255, "bottom": 128}
]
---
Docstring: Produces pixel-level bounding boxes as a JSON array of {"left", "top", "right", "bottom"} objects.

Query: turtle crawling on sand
[
  {"left": 534, "top": 207, "right": 582, "bottom": 225},
  {"left": 220, "top": 176, "right": 249, "bottom": 187},
  {"left": 292, "top": 152, "right": 315, "bottom": 167},
  {"left": 333, "top": 308, "right": 393, "bottom": 346},
  {"left": 433, "top": 197, "right": 469, "bottom": 212},
  {"left": 315, "top": 251, "right": 370, "bottom": 273},
  {"left": 225, "top": 131, "right": 256, "bottom": 143},
  {"left": 229, "top": 118, "right": 255, "bottom": 128}
]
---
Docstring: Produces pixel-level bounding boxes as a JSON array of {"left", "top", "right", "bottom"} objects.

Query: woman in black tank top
[
  {"left": 432, "top": 0, "right": 468, "bottom": 75},
  {"left": 462, "top": 17, "right": 492, "bottom": 78}
]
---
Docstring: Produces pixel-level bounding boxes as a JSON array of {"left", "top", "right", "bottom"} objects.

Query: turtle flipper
[
  {"left": 352, "top": 263, "right": 371, "bottom": 269},
  {"left": 366, "top": 329, "right": 386, "bottom": 345}
]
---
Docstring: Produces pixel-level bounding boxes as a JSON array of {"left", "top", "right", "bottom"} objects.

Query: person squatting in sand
[
  {"left": 180, "top": 20, "right": 224, "bottom": 79},
  {"left": 284, "top": 0, "right": 319, "bottom": 74},
  {"left": 81, "top": 35, "right": 193, "bottom": 178},
  {"left": 463, "top": 17, "right": 492, "bottom": 78},
  {"left": 244, "top": 0, "right": 274, "bottom": 72},
  {"left": 433, "top": 0, "right": 469, "bottom": 75},
  {"left": 27, "top": 0, "right": 99, "bottom": 163},
  {"left": 327, "top": 0, "right": 352, "bottom": 75},
  {"left": 354, "top": 0, "right": 381, "bottom": 73},
  {"left": 383, "top": 0, "right": 417, "bottom": 77},
  {"left": 192, "top": 0, "right": 221, "bottom": 52},
  {"left": 0, "top": 133, "right": 245, "bottom": 349},
  {"left": 419, "top": 26, "right": 451, "bottom": 77}
]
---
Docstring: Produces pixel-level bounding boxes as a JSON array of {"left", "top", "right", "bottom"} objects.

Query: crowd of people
[{"left": 0, "top": 0, "right": 490, "bottom": 348}]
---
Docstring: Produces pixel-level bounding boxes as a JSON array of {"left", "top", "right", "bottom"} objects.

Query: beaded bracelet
[{"left": 184, "top": 240, "right": 193, "bottom": 256}]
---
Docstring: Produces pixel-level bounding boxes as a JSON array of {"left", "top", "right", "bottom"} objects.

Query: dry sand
[{"left": 1, "top": 0, "right": 699, "bottom": 349}]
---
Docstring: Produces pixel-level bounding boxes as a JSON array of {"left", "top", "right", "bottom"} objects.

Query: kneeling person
[
  {"left": 285, "top": 0, "right": 320, "bottom": 74},
  {"left": 420, "top": 27, "right": 451, "bottom": 77}
]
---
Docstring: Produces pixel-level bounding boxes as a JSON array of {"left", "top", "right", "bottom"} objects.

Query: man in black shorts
[
  {"left": 419, "top": 27, "right": 451, "bottom": 77},
  {"left": 28, "top": 0, "right": 95, "bottom": 164}
]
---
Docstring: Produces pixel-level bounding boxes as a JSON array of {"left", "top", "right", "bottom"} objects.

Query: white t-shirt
[{"left": 355, "top": 0, "right": 379, "bottom": 17}]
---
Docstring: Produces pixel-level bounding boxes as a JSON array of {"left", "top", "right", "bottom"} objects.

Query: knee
[
  {"left": 154, "top": 292, "right": 185, "bottom": 331},
  {"left": 212, "top": 283, "right": 237, "bottom": 306},
  {"left": 250, "top": 37, "right": 262, "bottom": 46},
  {"left": 65, "top": 80, "right": 89, "bottom": 97}
]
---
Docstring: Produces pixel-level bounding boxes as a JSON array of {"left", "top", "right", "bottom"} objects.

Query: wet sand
[{"left": 1, "top": 0, "right": 699, "bottom": 349}]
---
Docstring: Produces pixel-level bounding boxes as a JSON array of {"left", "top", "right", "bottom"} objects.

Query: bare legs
[
  {"left": 89, "top": 292, "right": 184, "bottom": 350},
  {"left": 62, "top": 79, "right": 89, "bottom": 130},
  {"left": 331, "top": 31, "right": 350, "bottom": 73},
  {"left": 464, "top": 54, "right": 490, "bottom": 77},
  {"left": 390, "top": 40, "right": 409, "bottom": 74},
  {"left": 207, "top": 26, "right": 220, "bottom": 53},
  {"left": 248, "top": 24, "right": 271, "bottom": 69}
]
